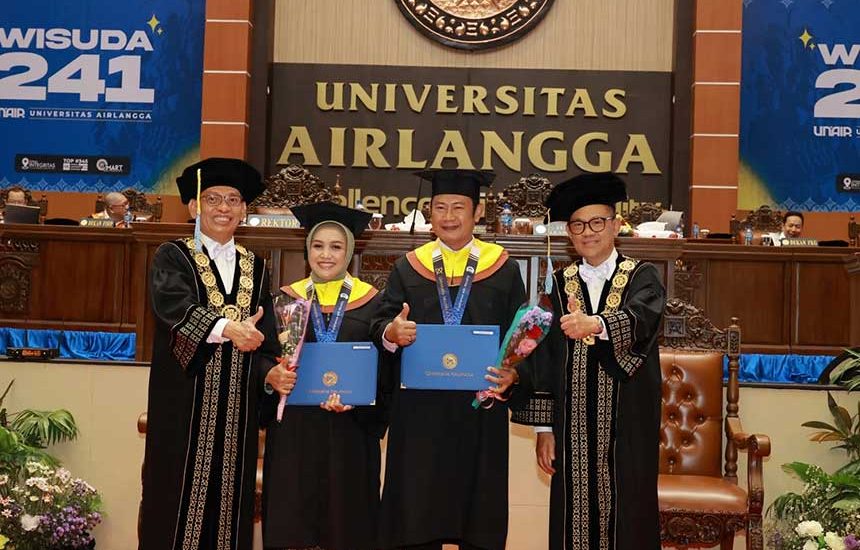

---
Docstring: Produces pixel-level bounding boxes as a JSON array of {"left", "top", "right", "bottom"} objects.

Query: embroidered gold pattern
[
  {"left": 177, "top": 239, "right": 255, "bottom": 550},
  {"left": 510, "top": 393, "right": 554, "bottom": 425},
  {"left": 563, "top": 256, "right": 638, "bottom": 550},
  {"left": 181, "top": 346, "right": 221, "bottom": 550},
  {"left": 173, "top": 307, "right": 220, "bottom": 369}
]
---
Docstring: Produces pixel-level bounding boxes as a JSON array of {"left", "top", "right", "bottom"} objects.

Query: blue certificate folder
[
  {"left": 401, "top": 324, "right": 500, "bottom": 391},
  {"left": 288, "top": 342, "right": 379, "bottom": 406}
]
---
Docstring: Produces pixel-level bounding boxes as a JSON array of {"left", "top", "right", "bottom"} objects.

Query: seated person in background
[
  {"left": 92, "top": 192, "right": 130, "bottom": 227},
  {"left": 769, "top": 210, "right": 804, "bottom": 245},
  {"left": 6, "top": 187, "right": 28, "bottom": 206},
  {"left": 0, "top": 187, "right": 29, "bottom": 223}
]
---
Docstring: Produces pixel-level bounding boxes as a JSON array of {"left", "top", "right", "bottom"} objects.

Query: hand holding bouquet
[
  {"left": 272, "top": 294, "right": 311, "bottom": 421},
  {"left": 473, "top": 295, "right": 554, "bottom": 409}
]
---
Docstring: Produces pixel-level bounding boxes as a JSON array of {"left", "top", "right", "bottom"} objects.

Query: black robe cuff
[
  {"left": 170, "top": 305, "right": 221, "bottom": 372},
  {"left": 596, "top": 310, "right": 646, "bottom": 380},
  {"left": 510, "top": 391, "right": 554, "bottom": 426}
]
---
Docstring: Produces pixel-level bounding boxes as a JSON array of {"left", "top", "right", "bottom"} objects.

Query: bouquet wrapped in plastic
[
  {"left": 273, "top": 293, "right": 311, "bottom": 421},
  {"left": 472, "top": 294, "right": 554, "bottom": 409}
]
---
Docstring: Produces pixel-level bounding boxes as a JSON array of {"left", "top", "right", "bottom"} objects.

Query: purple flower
[{"left": 845, "top": 534, "right": 859, "bottom": 550}]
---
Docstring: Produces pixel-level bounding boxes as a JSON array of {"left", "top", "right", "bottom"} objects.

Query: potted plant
[
  {"left": 766, "top": 392, "right": 860, "bottom": 549},
  {"left": 0, "top": 381, "right": 102, "bottom": 549}
]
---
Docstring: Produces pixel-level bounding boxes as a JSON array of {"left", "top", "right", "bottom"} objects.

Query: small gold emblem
[
  {"left": 201, "top": 272, "right": 217, "bottom": 287},
  {"left": 209, "top": 291, "right": 225, "bottom": 307},
  {"left": 442, "top": 353, "right": 458, "bottom": 370},
  {"left": 222, "top": 305, "right": 241, "bottom": 321},
  {"left": 236, "top": 292, "right": 252, "bottom": 308},
  {"left": 235, "top": 244, "right": 247, "bottom": 255},
  {"left": 619, "top": 259, "right": 636, "bottom": 271},
  {"left": 194, "top": 253, "right": 210, "bottom": 267},
  {"left": 322, "top": 371, "right": 338, "bottom": 387},
  {"left": 606, "top": 293, "right": 621, "bottom": 308},
  {"left": 612, "top": 274, "right": 628, "bottom": 289},
  {"left": 239, "top": 258, "right": 253, "bottom": 272},
  {"left": 239, "top": 275, "right": 253, "bottom": 290}
]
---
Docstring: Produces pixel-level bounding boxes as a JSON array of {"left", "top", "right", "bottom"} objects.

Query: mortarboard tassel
[{"left": 193, "top": 168, "right": 203, "bottom": 252}]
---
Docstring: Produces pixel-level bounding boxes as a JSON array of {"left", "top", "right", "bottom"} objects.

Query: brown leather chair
[
  {"left": 658, "top": 299, "right": 771, "bottom": 549},
  {"left": 731, "top": 205, "right": 783, "bottom": 244},
  {"left": 619, "top": 200, "right": 664, "bottom": 226}
]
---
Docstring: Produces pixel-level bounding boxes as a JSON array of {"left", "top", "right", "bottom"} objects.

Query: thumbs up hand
[
  {"left": 560, "top": 299, "right": 601, "bottom": 341},
  {"left": 224, "top": 306, "right": 265, "bottom": 352},
  {"left": 383, "top": 302, "right": 417, "bottom": 347}
]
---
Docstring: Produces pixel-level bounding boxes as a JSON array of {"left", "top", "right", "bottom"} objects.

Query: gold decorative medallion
[
  {"left": 239, "top": 275, "right": 253, "bottom": 290},
  {"left": 605, "top": 293, "right": 621, "bottom": 308},
  {"left": 201, "top": 272, "right": 217, "bottom": 287},
  {"left": 209, "top": 291, "right": 225, "bottom": 307},
  {"left": 194, "top": 252, "right": 210, "bottom": 267},
  {"left": 619, "top": 259, "right": 636, "bottom": 271},
  {"left": 236, "top": 292, "right": 252, "bottom": 308},
  {"left": 222, "top": 305, "right": 241, "bottom": 321},
  {"left": 323, "top": 371, "right": 339, "bottom": 387},
  {"left": 611, "top": 274, "right": 628, "bottom": 289},
  {"left": 395, "top": 0, "right": 556, "bottom": 50},
  {"left": 442, "top": 353, "right": 459, "bottom": 370}
]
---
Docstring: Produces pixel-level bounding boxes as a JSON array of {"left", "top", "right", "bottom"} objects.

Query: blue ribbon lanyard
[
  {"left": 307, "top": 275, "right": 353, "bottom": 343},
  {"left": 432, "top": 244, "right": 480, "bottom": 326}
]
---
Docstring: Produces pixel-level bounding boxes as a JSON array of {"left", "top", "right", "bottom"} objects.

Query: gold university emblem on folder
[
  {"left": 442, "top": 353, "right": 458, "bottom": 370},
  {"left": 323, "top": 371, "right": 339, "bottom": 387}
]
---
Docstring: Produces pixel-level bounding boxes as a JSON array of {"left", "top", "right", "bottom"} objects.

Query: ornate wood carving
[
  {"left": 359, "top": 253, "right": 400, "bottom": 291},
  {"left": 659, "top": 511, "right": 745, "bottom": 547},
  {"left": 673, "top": 259, "right": 703, "bottom": 305},
  {"left": 0, "top": 258, "right": 31, "bottom": 314},
  {"left": 742, "top": 204, "right": 783, "bottom": 232},
  {"left": 849, "top": 215, "right": 858, "bottom": 246},
  {"left": 622, "top": 201, "right": 664, "bottom": 225},
  {"left": 496, "top": 173, "right": 552, "bottom": 219},
  {"left": 659, "top": 298, "right": 729, "bottom": 352},
  {"left": 250, "top": 164, "right": 337, "bottom": 212}
]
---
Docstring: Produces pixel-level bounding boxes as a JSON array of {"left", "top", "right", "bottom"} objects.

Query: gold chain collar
[
  {"left": 183, "top": 238, "right": 255, "bottom": 322},
  {"left": 563, "top": 258, "right": 637, "bottom": 344}
]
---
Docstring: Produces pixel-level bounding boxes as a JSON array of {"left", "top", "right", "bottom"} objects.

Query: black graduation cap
[
  {"left": 544, "top": 172, "right": 628, "bottom": 222},
  {"left": 414, "top": 169, "right": 495, "bottom": 205},
  {"left": 290, "top": 201, "right": 372, "bottom": 238},
  {"left": 176, "top": 157, "right": 265, "bottom": 204}
]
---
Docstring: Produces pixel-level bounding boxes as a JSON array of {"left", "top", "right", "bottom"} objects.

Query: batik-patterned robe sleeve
[
  {"left": 510, "top": 271, "right": 564, "bottom": 428},
  {"left": 595, "top": 262, "right": 666, "bottom": 381},
  {"left": 149, "top": 242, "right": 220, "bottom": 374}
]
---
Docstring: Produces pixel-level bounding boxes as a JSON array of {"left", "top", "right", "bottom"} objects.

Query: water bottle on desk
[
  {"left": 123, "top": 208, "right": 133, "bottom": 228},
  {"left": 674, "top": 225, "right": 683, "bottom": 239},
  {"left": 500, "top": 203, "right": 513, "bottom": 234},
  {"left": 692, "top": 222, "right": 700, "bottom": 239},
  {"left": 744, "top": 226, "right": 753, "bottom": 245}
]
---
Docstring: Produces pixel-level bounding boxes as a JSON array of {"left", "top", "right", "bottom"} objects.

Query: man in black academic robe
[
  {"left": 140, "top": 158, "right": 294, "bottom": 550},
  {"left": 512, "top": 173, "right": 665, "bottom": 550},
  {"left": 371, "top": 169, "right": 524, "bottom": 550}
]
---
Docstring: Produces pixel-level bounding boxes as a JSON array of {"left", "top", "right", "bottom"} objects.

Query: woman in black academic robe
[{"left": 261, "top": 202, "right": 388, "bottom": 550}]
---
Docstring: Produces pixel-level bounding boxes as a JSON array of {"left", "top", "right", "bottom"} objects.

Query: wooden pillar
[
  {"left": 688, "top": 0, "right": 743, "bottom": 233},
  {"left": 200, "top": 0, "right": 254, "bottom": 159}
]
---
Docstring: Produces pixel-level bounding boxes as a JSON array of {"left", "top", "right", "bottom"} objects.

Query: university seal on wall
[{"left": 395, "top": 0, "right": 555, "bottom": 50}]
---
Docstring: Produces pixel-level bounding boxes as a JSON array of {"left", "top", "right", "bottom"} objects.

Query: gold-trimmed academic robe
[
  {"left": 512, "top": 255, "right": 665, "bottom": 550},
  {"left": 140, "top": 239, "right": 279, "bottom": 550}
]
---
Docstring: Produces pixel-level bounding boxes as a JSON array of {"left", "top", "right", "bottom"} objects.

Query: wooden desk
[{"left": 1, "top": 223, "right": 856, "bottom": 360}]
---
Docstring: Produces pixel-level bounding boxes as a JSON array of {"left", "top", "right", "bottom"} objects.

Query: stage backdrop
[
  {"left": 269, "top": 63, "right": 672, "bottom": 217},
  {"left": 739, "top": 0, "right": 860, "bottom": 212},
  {"left": 0, "top": 0, "right": 204, "bottom": 194}
]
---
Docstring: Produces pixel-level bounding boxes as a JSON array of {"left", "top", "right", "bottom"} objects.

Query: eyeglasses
[
  {"left": 108, "top": 202, "right": 129, "bottom": 210},
  {"left": 567, "top": 216, "right": 615, "bottom": 235},
  {"left": 201, "top": 193, "right": 243, "bottom": 208}
]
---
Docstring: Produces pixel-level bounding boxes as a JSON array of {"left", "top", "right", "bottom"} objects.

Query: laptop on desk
[{"left": 3, "top": 204, "right": 41, "bottom": 224}]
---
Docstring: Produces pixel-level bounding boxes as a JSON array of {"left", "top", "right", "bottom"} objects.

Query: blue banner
[
  {"left": 0, "top": 0, "right": 204, "bottom": 193},
  {"left": 739, "top": 0, "right": 860, "bottom": 212}
]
